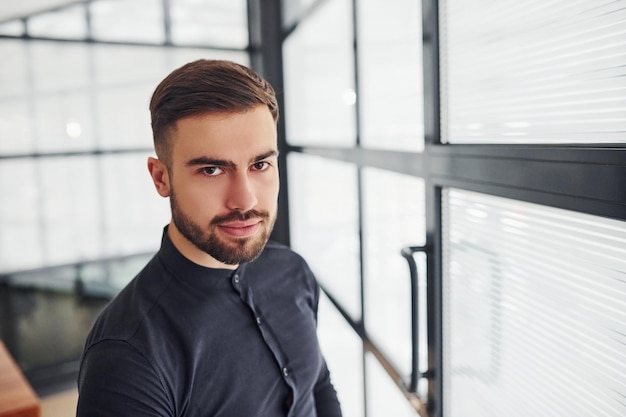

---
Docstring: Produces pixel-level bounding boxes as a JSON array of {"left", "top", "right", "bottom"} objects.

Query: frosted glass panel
[
  {"left": 317, "top": 293, "right": 364, "bottom": 417},
  {"left": 282, "top": 0, "right": 317, "bottom": 28},
  {"left": 442, "top": 189, "right": 626, "bottom": 416},
  {"left": 90, "top": 0, "right": 165, "bottom": 43},
  {"left": 0, "top": 41, "right": 29, "bottom": 97},
  {"left": 100, "top": 153, "right": 170, "bottom": 255},
  {"left": 0, "top": 40, "right": 247, "bottom": 153},
  {"left": 357, "top": 0, "right": 424, "bottom": 151},
  {"left": 287, "top": 153, "right": 361, "bottom": 319},
  {"left": 33, "top": 91, "right": 97, "bottom": 152},
  {"left": 0, "top": 99, "right": 35, "bottom": 155},
  {"left": 95, "top": 87, "right": 154, "bottom": 150},
  {"left": 39, "top": 157, "right": 102, "bottom": 264},
  {"left": 283, "top": 0, "right": 357, "bottom": 146},
  {"left": 170, "top": 0, "right": 248, "bottom": 48},
  {"left": 0, "top": 160, "right": 43, "bottom": 271},
  {"left": 28, "top": 4, "right": 87, "bottom": 39},
  {"left": 29, "top": 42, "right": 92, "bottom": 94},
  {"left": 440, "top": 0, "right": 626, "bottom": 144},
  {"left": 366, "top": 353, "right": 418, "bottom": 417},
  {"left": 362, "top": 168, "right": 425, "bottom": 380},
  {"left": 0, "top": 20, "right": 24, "bottom": 36}
]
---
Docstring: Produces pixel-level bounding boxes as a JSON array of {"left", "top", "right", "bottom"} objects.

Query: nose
[{"left": 225, "top": 173, "right": 258, "bottom": 212}]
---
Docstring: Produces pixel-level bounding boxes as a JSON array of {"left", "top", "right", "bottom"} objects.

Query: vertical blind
[
  {"left": 442, "top": 189, "right": 626, "bottom": 417},
  {"left": 440, "top": 0, "right": 626, "bottom": 144}
]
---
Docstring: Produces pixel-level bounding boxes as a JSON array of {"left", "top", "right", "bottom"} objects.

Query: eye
[
  {"left": 252, "top": 161, "right": 270, "bottom": 171},
  {"left": 200, "top": 166, "right": 223, "bottom": 176}
]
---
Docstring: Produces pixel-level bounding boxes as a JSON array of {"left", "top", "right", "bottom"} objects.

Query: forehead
[{"left": 171, "top": 106, "right": 277, "bottom": 163}]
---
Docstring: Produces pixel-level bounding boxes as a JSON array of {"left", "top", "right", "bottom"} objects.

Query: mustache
[{"left": 211, "top": 209, "right": 270, "bottom": 226}]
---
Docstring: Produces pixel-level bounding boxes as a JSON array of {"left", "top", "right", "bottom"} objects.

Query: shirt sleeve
[
  {"left": 77, "top": 340, "right": 174, "bottom": 417},
  {"left": 313, "top": 357, "right": 343, "bottom": 417}
]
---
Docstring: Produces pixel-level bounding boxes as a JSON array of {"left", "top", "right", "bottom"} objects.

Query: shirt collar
[{"left": 157, "top": 226, "right": 238, "bottom": 288}]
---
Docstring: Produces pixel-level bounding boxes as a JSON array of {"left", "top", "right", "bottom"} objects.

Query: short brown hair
[{"left": 149, "top": 59, "right": 279, "bottom": 164}]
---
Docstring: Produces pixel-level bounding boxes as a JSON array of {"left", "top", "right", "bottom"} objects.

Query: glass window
[
  {"left": 100, "top": 153, "right": 170, "bottom": 256},
  {"left": 92, "top": 45, "right": 170, "bottom": 86},
  {"left": 0, "top": 99, "right": 35, "bottom": 155},
  {"left": 28, "top": 4, "right": 88, "bottom": 39},
  {"left": 94, "top": 86, "right": 154, "bottom": 150},
  {"left": 90, "top": 0, "right": 165, "bottom": 44},
  {"left": 442, "top": 189, "right": 626, "bottom": 416},
  {"left": 0, "top": 20, "right": 24, "bottom": 36},
  {"left": 0, "top": 41, "right": 248, "bottom": 156},
  {"left": 0, "top": 40, "right": 29, "bottom": 98},
  {"left": 282, "top": 0, "right": 317, "bottom": 29},
  {"left": 170, "top": 0, "right": 248, "bottom": 48},
  {"left": 283, "top": 0, "right": 357, "bottom": 147},
  {"left": 357, "top": 0, "right": 424, "bottom": 151},
  {"left": 33, "top": 91, "right": 97, "bottom": 153},
  {"left": 440, "top": 0, "right": 626, "bottom": 144},
  {"left": 317, "top": 293, "right": 364, "bottom": 417},
  {"left": 29, "top": 42, "right": 91, "bottom": 94},
  {"left": 0, "top": 157, "right": 103, "bottom": 270},
  {"left": 91, "top": 44, "right": 245, "bottom": 89},
  {"left": 168, "top": 48, "right": 249, "bottom": 69},
  {"left": 39, "top": 156, "right": 102, "bottom": 265},
  {"left": 366, "top": 353, "right": 418, "bottom": 417},
  {"left": 0, "top": 160, "right": 43, "bottom": 271},
  {"left": 287, "top": 153, "right": 361, "bottom": 319},
  {"left": 362, "top": 168, "right": 426, "bottom": 380}
]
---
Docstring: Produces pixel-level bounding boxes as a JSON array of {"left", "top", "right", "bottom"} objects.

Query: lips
[{"left": 218, "top": 220, "right": 262, "bottom": 238}]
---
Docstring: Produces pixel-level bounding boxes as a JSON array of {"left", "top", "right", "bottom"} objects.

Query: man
[{"left": 77, "top": 59, "right": 342, "bottom": 417}]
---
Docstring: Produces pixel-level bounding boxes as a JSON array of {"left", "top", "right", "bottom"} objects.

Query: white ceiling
[{"left": 0, "top": 0, "right": 79, "bottom": 22}]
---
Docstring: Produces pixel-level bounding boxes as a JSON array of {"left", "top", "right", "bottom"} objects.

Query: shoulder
[{"left": 84, "top": 254, "right": 173, "bottom": 349}]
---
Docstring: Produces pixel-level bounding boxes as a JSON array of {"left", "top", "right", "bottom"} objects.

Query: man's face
[{"left": 161, "top": 105, "right": 279, "bottom": 268}]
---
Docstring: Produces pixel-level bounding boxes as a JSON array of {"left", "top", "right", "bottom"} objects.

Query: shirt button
[
  {"left": 282, "top": 367, "right": 289, "bottom": 377},
  {"left": 256, "top": 316, "right": 262, "bottom": 325},
  {"left": 233, "top": 274, "right": 240, "bottom": 284}
]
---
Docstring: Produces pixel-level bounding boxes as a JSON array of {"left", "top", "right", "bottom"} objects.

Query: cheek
[
  {"left": 174, "top": 180, "right": 222, "bottom": 211},
  {"left": 254, "top": 176, "right": 279, "bottom": 208},
  {"left": 264, "top": 175, "right": 280, "bottom": 200}
]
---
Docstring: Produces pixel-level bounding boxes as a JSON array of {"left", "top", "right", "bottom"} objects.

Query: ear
[{"left": 147, "top": 157, "right": 171, "bottom": 197}]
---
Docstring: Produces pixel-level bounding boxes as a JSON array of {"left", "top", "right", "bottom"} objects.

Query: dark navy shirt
[{"left": 77, "top": 228, "right": 342, "bottom": 417}]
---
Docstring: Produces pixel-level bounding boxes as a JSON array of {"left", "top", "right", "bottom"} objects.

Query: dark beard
[{"left": 170, "top": 190, "right": 275, "bottom": 266}]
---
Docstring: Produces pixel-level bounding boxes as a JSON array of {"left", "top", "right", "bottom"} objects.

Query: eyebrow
[
  {"left": 185, "top": 150, "right": 279, "bottom": 169},
  {"left": 253, "top": 150, "right": 279, "bottom": 162}
]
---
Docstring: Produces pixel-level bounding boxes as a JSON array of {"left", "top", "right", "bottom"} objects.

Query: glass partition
[
  {"left": 283, "top": 0, "right": 357, "bottom": 147},
  {"left": 362, "top": 168, "right": 426, "bottom": 380},
  {"left": 170, "top": 0, "right": 248, "bottom": 48},
  {"left": 28, "top": 4, "right": 87, "bottom": 39},
  {"left": 442, "top": 189, "right": 626, "bottom": 416},
  {"left": 317, "top": 293, "right": 364, "bottom": 417},
  {"left": 366, "top": 353, "right": 420, "bottom": 417},
  {"left": 287, "top": 153, "right": 362, "bottom": 320},
  {"left": 440, "top": 0, "right": 626, "bottom": 144},
  {"left": 357, "top": 0, "right": 424, "bottom": 151},
  {"left": 90, "top": 0, "right": 165, "bottom": 44}
]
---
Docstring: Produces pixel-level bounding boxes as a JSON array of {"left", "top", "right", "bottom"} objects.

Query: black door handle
[{"left": 400, "top": 245, "right": 430, "bottom": 393}]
